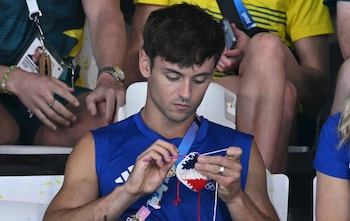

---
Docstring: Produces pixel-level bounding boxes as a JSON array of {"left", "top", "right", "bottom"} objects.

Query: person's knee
[
  {"left": 242, "top": 32, "right": 286, "bottom": 80},
  {"left": 249, "top": 32, "right": 285, "bottom": 57}
]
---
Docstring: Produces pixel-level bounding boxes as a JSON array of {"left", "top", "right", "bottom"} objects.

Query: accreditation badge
[{"left": 17, "top": 37, "right": 64, "bottom": 79}]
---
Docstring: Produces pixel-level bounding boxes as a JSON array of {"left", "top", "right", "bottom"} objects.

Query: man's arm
[
  {"left": 124, "top": 4, "right": 164, "bottom": 86},
  {"left": 315, "top": 171, "right": 350, "bottom": 221},
  {"left": 43, "top": 133, "right": 139, "bottom": 221},
  {"left": 82, "top": 0, "right": 127, "bottom": 124},
  {"left": 195, "top": 143, "right": 279, "bottom": 221},
  {"left": 43, "top": 135, "right": 179, "bottom": 221},
  {"left": 337, "top": 1, "right": 350, "bottom": 59},
  {"left": 82, "top": 0, "right": 126, "bottom": 69},
  {"left": 228, "top": 142, "right": 279, "bottom": 221}
]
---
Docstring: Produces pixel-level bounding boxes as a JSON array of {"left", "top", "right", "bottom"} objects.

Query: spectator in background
[
  {"left": 124, "top": 0, "right": 334, "bottom": 173},
  {"left": 314, "top": 2, "right": 350, "bottom": 219},
  {"left": 0, "top": 1, "right": 127, "bottom": 146},
  {"left": 313, "top": 93, "right": 350, "bottom": 221},
  {"left": 325, "top": 0, "right": 350, "bottom": 114}
]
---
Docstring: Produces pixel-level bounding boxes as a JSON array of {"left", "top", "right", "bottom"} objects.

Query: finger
[
  {"left": 140, "top": 140, "right": 178, "bottom": 165},
  {"left": 226, "top": 147, "right": 242, "bottom": 162},
  {"left": 231, "top": 23, "right": 246, "bottom": 38},
  {"left": 114, "top": 87, "right": 126, "bottom": 123},
  {"left": 51, "top": 84, "right": 80, "bottom": 107},
  {"left": 154, "top": 140, "right": 179, "bottom": 161},
  {"left": 85, "top": 92, "right": 98, "bottom": 116},
  {"left": 216, "top": 61, "right": 225, "bottom": 72},
  {"left": 32, "top": 108, "right": 57, "bottom": 130},
  {"left": 223, "top": 48, "right": 241, "bottom": 57},
  {"left": 140, "top": 151, "right": 170, "bottom": 167},
  {"left": 41, "top": 92, "right": 77, "bottom": 121},
  {"left": 104, "top": 88, "right": 117, "bottom": 124},
  {"left": 45, "top": 99, "right": 77, "bottom": 125},
  {"left": 51, "top": 78, "right": 74, "bottom": 91},
  {"left": 195, "top": 155, "right": 224, "bottom": 172},
  {"left": 37, "top": 99, "right": 72, "bottom": 126}
]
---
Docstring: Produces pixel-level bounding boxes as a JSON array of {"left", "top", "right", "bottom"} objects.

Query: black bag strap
[{"left": 216, "top": 0, "right": 267, "bottom": 37}]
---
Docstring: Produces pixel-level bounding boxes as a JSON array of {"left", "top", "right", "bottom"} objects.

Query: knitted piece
[{"left": 176, "top": 152, "right": 208, "bottom": 192}]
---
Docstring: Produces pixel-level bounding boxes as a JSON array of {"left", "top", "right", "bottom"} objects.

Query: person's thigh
[
  {"left": 33, "top": 90, "right": 107, "bottom": 146},
  {"left": 0, "top": 104, "right": 19, "bottom": 144}
]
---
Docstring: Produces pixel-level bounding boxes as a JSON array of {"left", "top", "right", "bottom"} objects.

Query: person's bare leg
[
  {"left": 216, "top": 33, "right": 287, "bottom": 171},
  {"left": 0, "top": 105, "right": 19, "bottom": 144},
  {"left": 238, "top": 33, "right": 287, "bottom": 170},
  {"left": 331, "top": 59, "right": 350, "bottom": 114},
  {"left": 33, "top": 92, "right": 106, "bottom": 147},
  {"left": 271, "top": 81, "right": 297, "bottom": 173}
]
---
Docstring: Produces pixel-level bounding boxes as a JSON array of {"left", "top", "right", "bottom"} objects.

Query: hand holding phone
[{"left": 223, "top": 18, "right": 236, "bottom": 50}]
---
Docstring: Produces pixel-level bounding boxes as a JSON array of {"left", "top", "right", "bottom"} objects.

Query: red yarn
[
  {"left": 174, "top": 180, "right": 181, "bottom": 206},
  {"left": 186, "top": 178, "right": 208, "bottom": 192}
]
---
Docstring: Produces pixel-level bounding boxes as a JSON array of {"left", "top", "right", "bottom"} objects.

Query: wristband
[{"left": 1, "top": 65, "right": 17, "bottom": 95}]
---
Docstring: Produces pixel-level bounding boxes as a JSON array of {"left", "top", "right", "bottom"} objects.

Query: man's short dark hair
[{"left": 142, "top": 3, "right": 225, "bottom": 69}]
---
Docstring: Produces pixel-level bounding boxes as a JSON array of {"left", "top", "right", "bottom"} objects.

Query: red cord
[{"left": 174, "top": 180, "right": 181, "bottom": 206}]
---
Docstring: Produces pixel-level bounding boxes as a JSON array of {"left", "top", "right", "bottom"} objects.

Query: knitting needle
[
  {"left": 142, "top": 148, "right": 228, "bottom": 162},
  {"left": 201, "top": 148, "right": 228, "bottom": 156},
  {"left": 142, "top": 155, "right": 187, "bottom": 162}
]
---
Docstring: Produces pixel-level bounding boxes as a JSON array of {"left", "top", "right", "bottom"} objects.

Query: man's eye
[
  {"left": 193, "top": 76, "right": 209, "bottom": 84},
  {"left": 166, "top": 74, "right": 180, "bottom": 81}
]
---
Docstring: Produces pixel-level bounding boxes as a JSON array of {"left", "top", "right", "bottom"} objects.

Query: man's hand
[
  {"left": 86, "top": 74, "right": 126, "bottom": 125},
  {"left": 195, "top": 147, "right": 243, "bottom": 203},
  {"left": 216, "top": 23, "right": 250, "bottom": 72},
  {"left": 10, "top": 69, "right": 79, "bottom": 130},
  {"left": 123, "top": 139, "right": 178, "bottom": 197}
]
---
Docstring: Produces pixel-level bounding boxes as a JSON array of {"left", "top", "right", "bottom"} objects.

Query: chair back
[
  {"left": 118, "top": 82, "right": 236, "bottom": 129},
  {"left": 266, "top": 171, "right": 289, "bottom": 221}
]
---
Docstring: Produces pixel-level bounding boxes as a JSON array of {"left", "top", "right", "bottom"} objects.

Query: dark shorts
[{"left": 0, "top": 86, "right": 90, "bottom": 144}]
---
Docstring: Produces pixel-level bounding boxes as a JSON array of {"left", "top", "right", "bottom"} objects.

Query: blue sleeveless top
[{"left": 92, "top": 112, "right": 253, "bottom": 220}]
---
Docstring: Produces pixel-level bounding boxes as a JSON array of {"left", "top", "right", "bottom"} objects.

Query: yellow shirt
[{"left": 135, "top": 0, "right": 334, "bottom": 48}]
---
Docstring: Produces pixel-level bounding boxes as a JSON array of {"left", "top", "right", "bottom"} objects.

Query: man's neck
[{"left": 140, "top": 109, "right": 196, "bottom": 139}]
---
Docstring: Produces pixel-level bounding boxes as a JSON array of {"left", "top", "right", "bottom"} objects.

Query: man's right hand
[{"left": 123, "top": 139, "right": 178, "bottom": 197}]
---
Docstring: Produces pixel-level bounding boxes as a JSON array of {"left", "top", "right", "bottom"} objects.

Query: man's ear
[{"left": 139, "top": 49, "right": 151, "bottom": 78}]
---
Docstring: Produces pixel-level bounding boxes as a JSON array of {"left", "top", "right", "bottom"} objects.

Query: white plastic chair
[
  {"left": 266, "top": 171, "right": 289, "bottom": 221},
  {"left": 313, "top": 176, "right": 317, "bottom": 221},
  {"left": 0, "top": 145, "right": 72, "bottom": 155},
  {"left": 0, "top": 175, "right": 64, "bottom": 220},
  {"left": 0, "top": 174, "right": 289, "bottom": 221}
]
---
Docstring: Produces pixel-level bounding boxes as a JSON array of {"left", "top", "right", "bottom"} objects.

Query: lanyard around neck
[{"left": 175, "top": 116, "right": 200, "bottom": 166}]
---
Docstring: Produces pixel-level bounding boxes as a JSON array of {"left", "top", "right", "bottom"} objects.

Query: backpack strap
[{"left": 216, "top": 0, "right": 267, "bottom": 37}]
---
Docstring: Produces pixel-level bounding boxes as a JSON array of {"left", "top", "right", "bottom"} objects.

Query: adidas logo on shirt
[{"left": 115, "top": 165, "right": 134, "bottom": 184}]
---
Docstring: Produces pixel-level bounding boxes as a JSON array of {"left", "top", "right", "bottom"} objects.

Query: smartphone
[{"left": 222, "top": 18, "right": 236, "bottom": 49}]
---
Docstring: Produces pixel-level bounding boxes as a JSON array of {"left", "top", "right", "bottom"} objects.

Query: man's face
[
  {"left": 33, "top": 47, "right": 42, "bottom": 61},
  {"left": 145, "top": 55, "right": 215, "bottom": 124}
]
